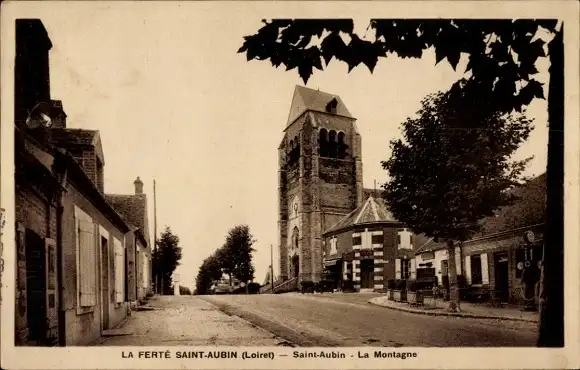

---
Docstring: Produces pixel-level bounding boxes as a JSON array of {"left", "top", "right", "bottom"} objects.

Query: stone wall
[{"left": 14, "top": 183, "right": 58, "bottom": 345}]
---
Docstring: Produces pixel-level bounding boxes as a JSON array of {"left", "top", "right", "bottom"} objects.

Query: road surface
[
  {"left": 201, "top": 292, "right": 537, "bottom": 347},
  {"left": 93, "top": 295, "right": 290, "bottom": 346}
]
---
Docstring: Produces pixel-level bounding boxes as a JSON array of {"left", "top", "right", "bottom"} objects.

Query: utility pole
[
  {"left": 153, "top": 179, "right": 158, "bottom": 294},
  {"left": 270, "top": 244, "right": 274, "bottom": 293}
]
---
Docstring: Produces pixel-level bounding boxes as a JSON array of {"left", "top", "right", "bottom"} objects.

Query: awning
[{"left": 323, "top": 257, "right": 342, "bottom": 266}]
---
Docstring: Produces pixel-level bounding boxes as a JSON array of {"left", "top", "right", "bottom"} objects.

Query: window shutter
[
  {"left": 410, "top": 259, "right": 416, "bottom": 278},
  {"left": 465, "top": 255, "right": 472, "bottom": 284},
  {"left": 395, "top": 258, "right": 401, "bottom": 279},
  {"left": 142, "top": 257, "right": 148, "bottom": 288},
  {"left": 78, "top": 216, "right": 96, "bottom": 307},
  {"left": 481, "top": 253, "right": 489, "bottom": 285},
  {"left": 114, "top": 239, "right": 124, "bottom": 303}
]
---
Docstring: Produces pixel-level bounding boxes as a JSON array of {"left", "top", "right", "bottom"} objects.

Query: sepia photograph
[{"left": 1, "top": 1, "right": 579, "bottom": 369}]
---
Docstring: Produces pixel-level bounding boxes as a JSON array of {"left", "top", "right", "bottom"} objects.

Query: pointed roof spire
[{"left": 286, "top": 85, "right": 354, "bottom": 127}]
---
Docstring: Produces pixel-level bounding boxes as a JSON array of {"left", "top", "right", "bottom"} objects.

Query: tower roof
[
  {"left": 286, "top": 85, "right": 353, "bottom": 127},
  {"left": 323, "top": 196, "right": 400, "bottom": 235}
]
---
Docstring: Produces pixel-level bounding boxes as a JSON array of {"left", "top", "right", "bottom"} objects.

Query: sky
[{"left": 7, "top": 2, "right": 550, "bottom": 289}]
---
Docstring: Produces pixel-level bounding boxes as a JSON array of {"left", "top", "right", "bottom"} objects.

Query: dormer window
[{"left": 325, "top": 98, "right": 338, "bottom": 114}]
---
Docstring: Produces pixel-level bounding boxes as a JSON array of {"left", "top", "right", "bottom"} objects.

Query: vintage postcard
[{"left": 1, "top": 1, "right": 579, "bottom": 369}]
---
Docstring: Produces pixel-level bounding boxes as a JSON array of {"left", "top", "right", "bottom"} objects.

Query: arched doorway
[{"left": 291, "top": 255, "right": 299, "bottom": 279}]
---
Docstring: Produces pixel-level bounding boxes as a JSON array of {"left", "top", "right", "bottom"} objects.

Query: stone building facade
[
  {"left": 106, "top": 177, "right": 153, "bottom": 304},
  {"left": 413, "top": 174, "right": 546, "bottom": 306},
  {"left": 321, "top": 196, "right": 427, "bottom": 291},
  {"left": 278, "top": 86, "right": 363, "bottom": 283}
]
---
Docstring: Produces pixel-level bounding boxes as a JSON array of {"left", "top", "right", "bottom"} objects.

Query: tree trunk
[
  {"left": 446, "top": 240, "right": 461, "bottom": 312},
  {"left": 537, "top": 27, "right": 564, "bottom": 347}
]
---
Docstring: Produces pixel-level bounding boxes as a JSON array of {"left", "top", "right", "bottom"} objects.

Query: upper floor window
[
  {"left": 329, "top": 236, "right": 338, "bottom": 255},
  {"left": 326, "top": 98, "right": 338, "bottom": 114},
  {"left": 397, "top": 228, "right": 414, "bottom": 250},
  {"left": 319, "top": 128, "right": 348, "bottom": 159},
  {"left": 337, "top": 132, "right": 346, "bottom": 159},
  {"left": 287, "top": 136, "right": 300, "bottom": 166},
  {"left": 292, "top": 226, "right": 299, "bottom": 250},
  {"left": 319, "top": 129, "right": 328, "bottom": 157}
]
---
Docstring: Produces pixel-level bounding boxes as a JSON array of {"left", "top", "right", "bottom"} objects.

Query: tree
[
  {"left": 152, "top": 226, "right": 182, "bottom": 295},
  {"left": 217, "top": 225, "right": 256, "bottom": 286},
  {"left": 238, "top": 19, "right": 563, "bottom": 346},
  {"left": 384, "top": 89, "right": 532, "bottom": 311},
  {"left": 179, "top": 286, "right": 192, "bottom": 295},
  {"left": 195, "top": 253, "right": 223, "bottom": 295}
]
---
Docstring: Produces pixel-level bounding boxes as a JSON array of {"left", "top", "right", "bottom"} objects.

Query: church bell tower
[{"left": 278, "top": 86, "right": 363, "bottom": 283}]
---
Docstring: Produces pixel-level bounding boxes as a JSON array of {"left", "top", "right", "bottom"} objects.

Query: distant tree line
[
  {"left": 152, "top": 226, "right": 182, "bottom": 295},
  {"left": 195, "top": 225, "right": 258, "bottom": 295}
]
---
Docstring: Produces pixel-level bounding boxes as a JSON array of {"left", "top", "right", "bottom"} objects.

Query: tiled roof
[
  {"left": 363, "top": 188, "right": 382, "bottom": 200},
  {"left": 50, "top": 128, "right": 97, "bottom": 147},
  {"left": 286, "top": 85, "right": 353, "bottom": 126},
  {"left": 415, "top": 173, "right": 546, "bottom": 254},
  {"left": 105, "top": 194, "right": 148, "bottom": 237},
  {"left": 324, "top": 196, "right": 399, "bottom": 234}
]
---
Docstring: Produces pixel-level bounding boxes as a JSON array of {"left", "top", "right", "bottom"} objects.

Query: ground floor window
[
  {"left": 401, "top": 259, "right": 411, "bottom": 279},
  {"left": 470, "top": 255, "right": 482, "bottom": 285}
]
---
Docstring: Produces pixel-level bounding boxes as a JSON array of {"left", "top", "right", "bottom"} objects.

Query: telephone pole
[
  {"left": 270, "top": 244, "right": 274, "bottom": 293},
  {"left": 153, "top": 179, "right": 158, "bottom": 294}
]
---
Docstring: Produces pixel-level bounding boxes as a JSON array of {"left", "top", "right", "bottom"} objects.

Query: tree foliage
[
  {"left": 195, "top": 224, "right": 256, "bottom": 295},
  {"left": 238, "top": 19, "right": 557, "bottom": 113},
  {"left": 152, "top": 226, "right": 182, "bottom": 295},
  {"left": 219, "top": 224, "right": 256, "bottom": 284},
  {"left": 195, "top": 253, "right": 222, "bottom": 295},
  {"left": 384, "top": 89, "right": 533, "bottom": 243},
  {"left": 179, "top": 285, "right": 192, "bottom": 295}
]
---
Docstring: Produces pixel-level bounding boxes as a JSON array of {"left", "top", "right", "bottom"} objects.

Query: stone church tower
[{"left": 278, "top": 86, "right": 363, "bottom": 283}]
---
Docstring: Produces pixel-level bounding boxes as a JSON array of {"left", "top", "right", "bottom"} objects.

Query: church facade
[
  {"left": 278, "top": 86, "right": 363, "bottom": 282},
  {"left": 277, "top": 86, "right": 418, "bottom": 286}
]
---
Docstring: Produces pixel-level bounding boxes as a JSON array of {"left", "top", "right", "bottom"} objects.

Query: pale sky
[{"left": 7, "top": 2, "right": 550, "bottom": 289}]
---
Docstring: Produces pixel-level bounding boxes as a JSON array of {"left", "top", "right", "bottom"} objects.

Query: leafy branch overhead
[{"left": 238, "top": 18, "right": 558, "bottom": 112}]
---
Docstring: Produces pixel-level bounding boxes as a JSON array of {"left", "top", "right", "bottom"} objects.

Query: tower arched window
[
  {"left": 328, "top": 130, "right": 337, "bottom": 158},
  {"left": 337, "top": 131, "right": 346, "bottom": 159},
  {"left": 319, "top": 128, "right": 328, "bottom": 157},
  {"left": 292, "top": 227, "right": 299, "bottom": 250},
  {"left": 294, "top": 136, "right": 300, "bottom": 157}
]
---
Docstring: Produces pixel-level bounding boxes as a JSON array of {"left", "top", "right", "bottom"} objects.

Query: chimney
[
  {"left": 50, "top": 100, "right": 67, "bottom": 128},
  {"left": 134, "top": 177, "right": 143, "bottom": 194}
]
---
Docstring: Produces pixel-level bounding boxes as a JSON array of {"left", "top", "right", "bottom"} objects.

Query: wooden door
[
  {"left": 494, "top": 253, "right": 510, "bottom": 303},
  {"left": 44, "top": 238, "right": 58, "bottom": 345},
  {"left": 25, "top": 229, "right": 45, "bottom": 343},
  {"left": 360, "top": 259, "right": 374, "bottom": 289}
]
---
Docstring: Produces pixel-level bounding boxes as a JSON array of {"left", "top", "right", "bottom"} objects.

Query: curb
[{"left": 367, "top": 298, "right": 538, "bottom": 323}]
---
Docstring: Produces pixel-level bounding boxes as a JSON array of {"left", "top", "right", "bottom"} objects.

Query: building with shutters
[
  {"left": 321, "top": 196, "right": 427, "bottom": 292},
  {"left": 106, "top": 177, "right": 153, "bottom": 305},
  {"left": 413, "top": 174, "right": 546, "bottom": 306},
  {"left": 14, "top": 18, "right": 134, "bottom": 346}
]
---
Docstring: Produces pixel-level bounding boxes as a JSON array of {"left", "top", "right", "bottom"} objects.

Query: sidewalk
[
  {"left": 91, "top": 295, "right": 291, "bottom": 346},
  {"left": 369, "top": 296, "right": 539, "bottom": 323}
]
